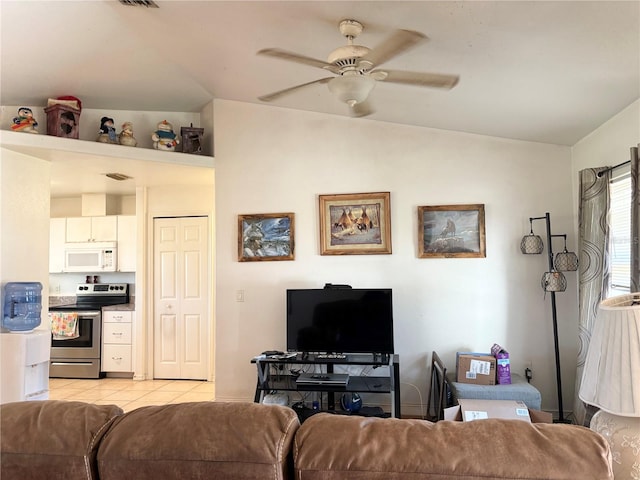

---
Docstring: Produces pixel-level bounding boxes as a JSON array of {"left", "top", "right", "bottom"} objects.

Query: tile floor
[{"left": 48, "top": 377, "right": 216, "bottom": 412}]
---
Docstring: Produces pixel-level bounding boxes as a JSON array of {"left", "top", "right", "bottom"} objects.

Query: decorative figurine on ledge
[
  {"left": 118, "top": 121, "right": 137, "bottom": 147},
  {"left": 180, "top": 123, "right": 204, "bottom": 155},
  {"left": 151, "top": 120, "right": 180, "bottom": 151},
  {"left": 96, "top": 116, "right": 118, "bottom": 144},
  {"left": 11, "top": 107, "right": 39, "bottom": 133}
]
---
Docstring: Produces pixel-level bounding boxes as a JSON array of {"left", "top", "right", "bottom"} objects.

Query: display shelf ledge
[{"left": 0, "top": 129, "right": 214, "bottom": 168}]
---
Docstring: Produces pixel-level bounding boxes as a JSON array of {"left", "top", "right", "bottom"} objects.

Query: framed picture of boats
[
  {"left": 319, "top": 192, "right": 392, "bottom": 255},
  {"left": 418, "top": 204, "right": 486, "bottom": 258},
  {"left": 238, "top": 213, "right": 295, "bottom": 262}
]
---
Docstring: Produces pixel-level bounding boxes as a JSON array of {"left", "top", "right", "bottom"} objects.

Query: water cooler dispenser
[
  {"left": 2, "top": 282, "right": 43, "bottom": 332},
  {"left": 1, "top": 282, "right": 50, "bottom": 403}
]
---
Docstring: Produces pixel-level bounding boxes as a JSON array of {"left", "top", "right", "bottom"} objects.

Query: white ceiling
[{"left": 1, "top": 0, "right": 639, "bottom": 195}]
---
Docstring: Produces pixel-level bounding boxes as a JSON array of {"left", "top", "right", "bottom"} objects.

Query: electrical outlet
[{"left": 525, "top": 360, "right": 533, "bottom": 382}]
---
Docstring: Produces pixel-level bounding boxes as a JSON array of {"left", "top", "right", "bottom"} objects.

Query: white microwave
[{"left": 64, "top": 242, "right": 117, "bottom": 272}]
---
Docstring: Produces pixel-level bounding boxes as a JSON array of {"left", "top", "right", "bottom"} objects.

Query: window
[{"left": 608, "top": 174, "right": 631, "bottom": 297}]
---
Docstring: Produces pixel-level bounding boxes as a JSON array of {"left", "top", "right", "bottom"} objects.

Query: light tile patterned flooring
[{"left": 48, "top": 378, "right": 215, "bottom": 412}]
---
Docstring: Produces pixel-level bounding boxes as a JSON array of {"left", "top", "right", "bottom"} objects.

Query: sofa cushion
[
  {"left": 294, "top": 414, "right": 613, "bottom": 480},
  {"left": 0, "top": 400, "right": 124, "bottom": 480},
  {"left": 97, "top": 402, "right": 300, "bottom": 480}
]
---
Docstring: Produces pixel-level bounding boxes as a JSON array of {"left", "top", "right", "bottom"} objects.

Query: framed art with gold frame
[
  {"left": 319, "top": 192, "right": 391, "bottom": 255},
  {"left": 418, "top": 204, "right": 486, "bottom": 258},
  {"left": 238, "top": 212, "right": 295, "bottom": 262}
]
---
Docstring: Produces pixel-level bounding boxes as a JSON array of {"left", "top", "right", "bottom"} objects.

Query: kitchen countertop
[{"left": 102, "top": 303, "right": 135, "bottom": 311}]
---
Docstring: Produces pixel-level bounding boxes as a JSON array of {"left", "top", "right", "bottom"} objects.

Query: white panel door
[{"left": 153, "top": 216, "right": 209, "bottom": 380}]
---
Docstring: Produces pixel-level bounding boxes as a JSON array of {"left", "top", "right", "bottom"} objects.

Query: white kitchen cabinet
[
  {"left": 66, "top": 216, "right": 117, "bottom": 242},
  {"left": 102, "top": 310, "right": 134, "bottom": 373},
  {"left": 117, "top": 215, "right": 136, "bottom": 272},
  {"left": 49, "top": 218, "right": 66, "bottom": 273}
]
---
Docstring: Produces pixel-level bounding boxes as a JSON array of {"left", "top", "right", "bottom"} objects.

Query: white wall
[
  {"left": 0, "top": 149, "right": 51, "bottom": 399},
  {"left": 570, "top": 97, "right": 639, "bottom": 240},
  {"left": 0, "top": 149, "right": 51, "bottom": 301},
  {"left": 213, "top": 99, "right": 578, "bottom": 417},
  {"left": 572, "top": 99, "right": 640, "bottom": 174}
]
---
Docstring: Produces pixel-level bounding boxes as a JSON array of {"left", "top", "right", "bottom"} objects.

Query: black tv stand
[{"left": 251, "top": 353, "right": 400, "bottom": 418}]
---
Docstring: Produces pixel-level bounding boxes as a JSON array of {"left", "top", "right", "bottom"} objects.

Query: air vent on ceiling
[
  {"left": 119, "top": 0, "right": 159, "bottom": 7},
  {"left": 105, "top": 173, "right": 133, "bottom": 181}
]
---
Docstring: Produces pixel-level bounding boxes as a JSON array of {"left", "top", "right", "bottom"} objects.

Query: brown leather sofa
[{"left": 1, "top": 400, "right": 613, "bottom": 480}]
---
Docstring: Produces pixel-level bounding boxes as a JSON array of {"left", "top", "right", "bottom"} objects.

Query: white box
[{"left": 262, "top": 393, "right": 289, "bottom": 406}]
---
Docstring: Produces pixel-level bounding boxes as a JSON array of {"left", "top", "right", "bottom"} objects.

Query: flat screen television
[{"left": 286, "top": 288, "right": 394, "bottom": 354}]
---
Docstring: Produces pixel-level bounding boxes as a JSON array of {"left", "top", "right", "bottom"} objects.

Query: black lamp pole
[{"left": 529, "top": 213, "right": 565, "bottom": 423}]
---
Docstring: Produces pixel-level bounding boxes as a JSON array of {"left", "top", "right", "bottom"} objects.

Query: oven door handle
[{"left": 50, "top": 361, "right": 96, "bottom": 366}]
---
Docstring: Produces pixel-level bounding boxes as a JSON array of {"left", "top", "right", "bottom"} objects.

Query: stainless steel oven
[{"left": 49, "top": 283, "right": 129, "bottom": 379}]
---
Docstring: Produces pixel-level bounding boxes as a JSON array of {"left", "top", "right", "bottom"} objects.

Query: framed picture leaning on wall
[
  {"left": 418, "top": 204, "right": 486, "bottom": 258},
  {"left": 319, "top": 192, "right": 392, "bottom": 255},
  {"left": 238, "top": 212, "right": 295, "bottom": 261}
]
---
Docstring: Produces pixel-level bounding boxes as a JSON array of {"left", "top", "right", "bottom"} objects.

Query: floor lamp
[{"left": 520, "top": 213, "right": 578, "bottom": 423}]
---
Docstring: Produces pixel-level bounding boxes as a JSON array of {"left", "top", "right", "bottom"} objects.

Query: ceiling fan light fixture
[
  {"left": 328, "top": 75, "right": 375, "bottom": 107},
  {"left": 327, "top": 45, "right": 371, "bottom": 65}
]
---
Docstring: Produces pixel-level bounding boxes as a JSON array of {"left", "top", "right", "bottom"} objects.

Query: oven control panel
[{"left": 76, "top": 283, "right": 129, "bottom": 294}]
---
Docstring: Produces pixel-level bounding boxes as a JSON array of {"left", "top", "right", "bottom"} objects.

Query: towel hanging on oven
[{"left": 49, "top": 312, "right": 79, "bottom": 340}]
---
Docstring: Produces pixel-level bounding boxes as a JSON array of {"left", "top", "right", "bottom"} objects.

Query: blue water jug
[{"left": 2, "top": 282, "right": 43, "bottom": 332}]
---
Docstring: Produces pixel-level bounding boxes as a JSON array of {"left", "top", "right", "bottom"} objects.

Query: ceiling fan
[{"left": 257, "top": 19, "right": 460, "bottom": 117}]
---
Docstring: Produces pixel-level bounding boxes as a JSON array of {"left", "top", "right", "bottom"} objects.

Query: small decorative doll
[
  {"left": 11, "top": 107, "right": 39, "bottom": 133},
  {"left": 97, "top": 117, "right": 118, "bottom": 144},
  {"left": 151, "top": 120, "right": 180, "bottom": 151},
  {"left": 118, "top": 121, "right": 137, "bottom": 147}
]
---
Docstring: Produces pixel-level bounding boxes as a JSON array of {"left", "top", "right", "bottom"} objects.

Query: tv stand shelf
[{"left": 251, "top": 353, "right": 400, "bottom": 418}]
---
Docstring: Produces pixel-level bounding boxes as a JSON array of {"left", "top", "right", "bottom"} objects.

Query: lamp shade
[
  {"left": 520, "top": 234, "right": 544, "bottom": 254},
  {"left": 328, "top": 75, "right": 375, "bottom": 107},
  {"left": 540, "top": 271, "right": 567, "bottom": 292},
  {"left": 579, "top": 293, "right": 640, "bottom": 417},
  {"left": 554, "top": 249, "right": 579, "bottom": 272}
]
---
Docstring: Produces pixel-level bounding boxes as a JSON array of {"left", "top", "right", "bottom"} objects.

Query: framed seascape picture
[
  {"left": 319, "top": 192, "right": 392, "bottom": 255},
  {"left": 238, "top": 213, "right": 295, "bottom": 262},
  {"left": 418, "top": 204, "right": 486, "bottom": 258}
]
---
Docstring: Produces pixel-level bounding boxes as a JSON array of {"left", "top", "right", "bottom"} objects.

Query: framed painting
[
  {"left": 238, "top": 213, "right": 295, "bottom": 262},
  {"left": 418, "top": 204, "right": 486, "bottom": 258},
  {"left": 319, "top": 192, "right": 392, "bottom": 255}
]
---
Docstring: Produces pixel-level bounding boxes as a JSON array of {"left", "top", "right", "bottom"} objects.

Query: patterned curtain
[
  {"left": 631, "top": 146, "right": 639, "bottom": 292},
  {"left": 573, "top": 168, "right": 611, "bottom": 426}
]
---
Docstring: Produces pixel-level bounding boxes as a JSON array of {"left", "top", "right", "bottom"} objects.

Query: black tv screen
[{"left": 286, "top": 288, "right": 394, "bottom": 354}]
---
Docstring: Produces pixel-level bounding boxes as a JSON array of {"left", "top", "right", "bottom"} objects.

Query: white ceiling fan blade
[
  {"left": 257, "top": 48, "right": 340, "bottom": 74},
  {"left": 258, "top": 77, "right": 333, "bottom": 102},
  {"left": 350, "top": 100, "right": 374, "bottom": 118},
  {"left": 358, "top": 30, "right": 428, "bottom": 69},
  {"left": 374, "top": 69, "right": 459, "bottom": 89}
]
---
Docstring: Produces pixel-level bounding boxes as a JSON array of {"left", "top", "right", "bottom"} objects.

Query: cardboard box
[
  {"left": 444, "top": 399, "right": 553, "bottom": 423},
  {"left": 491, "top": 343, "right": 511, "bottom": 385},
  {"left": 456, "top": 353, "right": 496, "bottom": 385}
]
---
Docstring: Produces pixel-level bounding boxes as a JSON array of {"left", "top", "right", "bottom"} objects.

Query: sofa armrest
[
  {"left": 294, "top": 414, "right": 613, "bottom": 479},
  {"left": 1, "top": 400, "right": 124, "bottom": 480}
]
